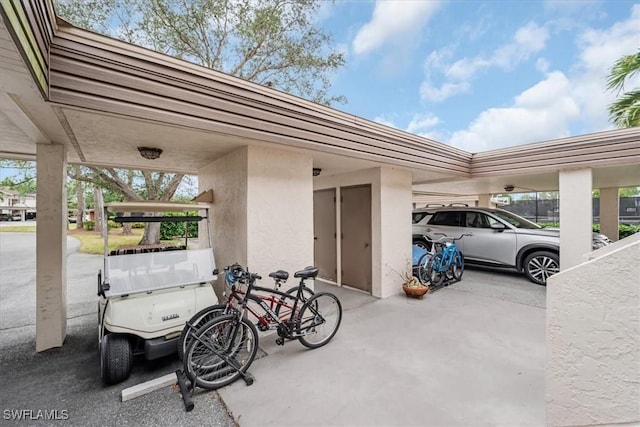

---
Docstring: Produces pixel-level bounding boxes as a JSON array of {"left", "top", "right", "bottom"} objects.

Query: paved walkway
[
  {"left": 0, "top": 231, "right": 546, "bottom": 426},
  {"left": 218, "top": 281, "right": 546, "bottom": 426}
]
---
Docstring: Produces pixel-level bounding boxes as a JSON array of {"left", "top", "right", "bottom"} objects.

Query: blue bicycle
[{"left": 425, "top": 233, "right": 472, "bottom": 287}]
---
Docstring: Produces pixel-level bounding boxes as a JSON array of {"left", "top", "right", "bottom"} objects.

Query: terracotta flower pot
[{"left": 402, "top": 284, "right": 429, "bottom": 299}]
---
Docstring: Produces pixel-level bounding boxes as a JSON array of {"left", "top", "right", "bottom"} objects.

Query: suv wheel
[{"left": 523, "top": 251, "right": 559, "bottom": 286}]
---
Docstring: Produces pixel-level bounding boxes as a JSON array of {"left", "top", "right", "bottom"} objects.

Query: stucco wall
[
  {"left": 246, "top": 146, "right": 314, "bottom": 279},
  {"left": 559, "top": 169, "right": 593, "bottom": 271},
  {"left": 378, "top": 167, "right": 412, "bottom": 298},
  {"left": 546, "top": 233, "right": 640, "bottom": 426},
  {"left": 314, "top": 166, "right": 412, "bottom": 298},
  {"left": 35, "top": 143, "right": 68, "bottom": 351},
  {"left": 199, "top": 146, "right": 313, "bottom": 294},
  {"left": 199, "top": 147, "right": 248, "bottom": 297}
]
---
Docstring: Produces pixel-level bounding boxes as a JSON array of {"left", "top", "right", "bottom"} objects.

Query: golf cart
[{"left": 97, "top": 201, "right": 219, "bottom": 385}]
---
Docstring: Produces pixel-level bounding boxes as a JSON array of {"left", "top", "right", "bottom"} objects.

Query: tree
[
  {"left": 606, "top": 50, "right": 640, "bottom": 128},
  {"left": 68, "top": 167, "right": 184, "bottom": 244},
  {"left": 0, "top": 160, "right": 36, "bottom": 194},
  {"left": 54, "top": 0, "right": 346, "bottom": 244},
  {"left": 54, "top": 0, "right": 346, "bottom": 105}
]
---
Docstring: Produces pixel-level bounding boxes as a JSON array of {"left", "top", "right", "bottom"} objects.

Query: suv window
[
  {"left": 412, "top": 212, "right": 430, "bottom": 224},
  {"left": 465, "top": 212, "right": 490, "bottom": 228},
  {"left": 493, "top": 210, "right": 541, "bottom": 229},
  {"left": 428, "top": 211, "right": 463, "bottom": 226}
]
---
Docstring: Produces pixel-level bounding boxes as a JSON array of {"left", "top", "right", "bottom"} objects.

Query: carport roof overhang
[
  {"left": 1, "top": 1, "right": 639, "bottom": 191},
  {"left": 0, "top": 3, "right": 469, "bottom": 183}
]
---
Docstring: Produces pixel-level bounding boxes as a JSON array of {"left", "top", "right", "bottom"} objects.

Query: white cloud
[
  {"left": 447, "top": 72, "right": 580, "bottom": 152},
  {"left": 426, "top": 4, "right": 640, "bottom": 149},
  {"left": 445, "top": 22, "right": 549, "bottom": 79},
  {"left": 420, "top": 21, "right": 550, "bottom": 103},
  {"left": 406, "top": 113, "right": 440, "bottom": 133},
  {"left": 373, "top": 116, "right": 397, "bottom": 128},
  {"left": 420, "top": 81, "right": 471, "bottom": 102},
  {"left": 536, "top": 58, "right": 550, "bottom": 72},
  {"left": 352, "top": 0, "right": 443, "bottom": 55},
  {"left": 571, "top": 3, "right": 640, "bottom": 131}
]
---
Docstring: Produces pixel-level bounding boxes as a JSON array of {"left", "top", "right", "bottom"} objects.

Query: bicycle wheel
[
  {"left": 184, "top": 314, "right": 258, "bottom": 390},
  {"left": 451, "top": 251, "right": 465, "bottom": 281},
  {"left": 178, "top": 304, "right": 227, "bottom": 361},
  {"left": 297, "top": 292, "right": 342, "bottom": 349},
  {"left": 416, "top": 252, "right": 432, "bottom": 285},
  {"left": 427, "top": 253, "right": 445, "bottom": 287},
  {"left": 274, "top": 285, "right": 315, "bottom": 320}
]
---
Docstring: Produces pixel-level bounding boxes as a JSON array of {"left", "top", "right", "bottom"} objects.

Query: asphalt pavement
[
  {"left": 0, "top": 230, "right": 547, "bottom": 426},
  {"left": 0, "top": 232, "right": 235, "bottom": 427}
]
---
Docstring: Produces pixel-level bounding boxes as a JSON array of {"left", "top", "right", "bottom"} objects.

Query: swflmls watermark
[{"left": 3, "top": 409, "right": 69, "bottom": 421}]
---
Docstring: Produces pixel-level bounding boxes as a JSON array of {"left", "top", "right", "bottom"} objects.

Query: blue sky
[{"left": 315, "top": 0, "right": 639, "bottom": 152}]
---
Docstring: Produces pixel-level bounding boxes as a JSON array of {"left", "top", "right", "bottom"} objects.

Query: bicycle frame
[
  {"left": 432, "top": 242, "right": 460, "bottom": 272},
  {"left": 233, "top": 274, "right": 314, "bottom": 337},
  {"left": 242, "top": 284, "right": 304, "bottom": 330}
]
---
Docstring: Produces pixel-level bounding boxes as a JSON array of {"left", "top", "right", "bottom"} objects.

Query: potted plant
[{"left": 390, "top": 262, "right": 429, "bottom": 299}]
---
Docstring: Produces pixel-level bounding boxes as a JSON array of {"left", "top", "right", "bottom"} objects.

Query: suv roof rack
[
  {"left": 448, "top": 203, "right": 469, "bottom": 207},
  {"left": 424, "top": 203, "right": 445, "bottom": 207}
]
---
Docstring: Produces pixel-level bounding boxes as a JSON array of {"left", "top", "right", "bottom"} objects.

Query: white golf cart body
[{"left": 98, "top": 201, "right": 218, "bottom": 384}]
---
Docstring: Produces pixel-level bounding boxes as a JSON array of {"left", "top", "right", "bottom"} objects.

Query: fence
[{"left": 501, "top": 196, "right": 640, "bottom": 224}]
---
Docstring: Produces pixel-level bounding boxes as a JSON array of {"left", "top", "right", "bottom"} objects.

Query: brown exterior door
[
  {"left": 340, "top": 185, "right": 372, "bottom": 292},
  {"left": 313, "top": 189, "right": 337, "bottom": 281}
]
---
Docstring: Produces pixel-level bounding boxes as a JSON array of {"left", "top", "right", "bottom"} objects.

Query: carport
[
  {"left": 1, "top": 3, "right": 639, "bottom": 424},
  {"left": 2, "top": 0, "right": 639, "bottom": 348}
]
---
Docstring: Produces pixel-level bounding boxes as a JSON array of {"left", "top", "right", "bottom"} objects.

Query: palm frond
[
  {"left": 608, "top": 89, "right": 640, "bottom": 128},
  {"left": 606, "top": 50, "right": 640, "bottom": 93}
]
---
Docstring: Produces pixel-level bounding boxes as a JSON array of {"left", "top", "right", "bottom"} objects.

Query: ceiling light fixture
[
  {"left": 137, "top": 147, "right": 163, "bottom": 160},
  {"left": 312, "top": 168, "right": 322, "bottom": 177}
]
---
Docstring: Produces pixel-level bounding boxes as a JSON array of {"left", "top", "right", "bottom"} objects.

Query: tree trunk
[
  {"left": 76, "top": 178, "right": 85, "bottom": 230},
  {"left": 139, "top": 220, "right": 160, "bottom": 245},
  {"left": 94, "top": 188, "right": 104, "bottom": 236},
  {"left": 121, "top": 211, "right": 132, "bottom": 236}
]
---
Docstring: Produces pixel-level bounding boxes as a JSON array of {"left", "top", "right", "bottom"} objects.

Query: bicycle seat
[
  {"left": 269, "top": 270, "right": 289, "bottom": 280},
  {"left": 294, "top": 266, "right": 319, "bottom": 279}
]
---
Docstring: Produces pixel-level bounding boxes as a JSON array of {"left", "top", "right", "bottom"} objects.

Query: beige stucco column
[
  {"left": 599, "top": 187, "right": 619, "bottom": 241},
  {"left": 35, "top": 143, "right": 68, "bottom": 351},
  {"left": 198, "top": 146, "right": 313, "bottom": 296},
  {"left": 558, "top": 168, "right": 593, "bottom": 271},
  {"left": 378, "top": 167, "right": 412, "bottom": 298},
  {"left": 477, "top": 194, "right": 492, "bottom": 208}
]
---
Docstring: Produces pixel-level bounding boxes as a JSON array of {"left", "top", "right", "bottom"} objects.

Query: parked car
[{"left": 412, "top": 205, "right": 612, "bottom": 285}]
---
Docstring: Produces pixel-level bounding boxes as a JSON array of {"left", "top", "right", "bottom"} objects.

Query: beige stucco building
[{"left": 1, "top": 2, "right": 639, "bottom": 425}]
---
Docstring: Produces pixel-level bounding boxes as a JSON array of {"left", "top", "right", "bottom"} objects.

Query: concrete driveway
[{"left": 0, "top": 231, "right": 546, "bottom": 426}]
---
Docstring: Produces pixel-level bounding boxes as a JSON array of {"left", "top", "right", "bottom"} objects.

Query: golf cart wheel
[{"left": 101, "top": 334, "right": 132, "bottom": 385}]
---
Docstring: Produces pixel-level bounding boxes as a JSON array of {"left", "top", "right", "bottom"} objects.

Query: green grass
[
  {"left": 68, "top": 228, "right": 149, "bottom": 254},
  {"left": 0, "top": 225, "right": 37, "bottom": 232}
]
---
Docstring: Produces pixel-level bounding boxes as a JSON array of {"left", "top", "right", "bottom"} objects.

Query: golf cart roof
[{"left": 104, "top": 201, "right": 209, "bottom": 213}]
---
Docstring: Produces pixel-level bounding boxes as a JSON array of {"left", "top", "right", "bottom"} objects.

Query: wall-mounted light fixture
[
  {"left": 312, "top": 168, "right": 322, "bottom": 177},
  {"left": 504, "top": 184, "right": 515, "bottom": 192},
  {"left": 137, "top": 147, "right": 163, "bottom": 160}
]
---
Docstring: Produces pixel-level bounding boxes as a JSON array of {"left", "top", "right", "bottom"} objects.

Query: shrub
[
  {"left": 537, "top": 222, "right": 639, "bottom": 239},
  {"left": 107, "top": 220, "right": 121, "bottom": 229},
  {"left": 619, "top": 224, "right": 640, "bottom": 239},
  {"left": 130, "top": 222, "right": 145, "bottom": 229},
  {"left": 84, "top": 221, "right": 95, "bottom": 231},
  {"left": 159, "top": 212, "right": 199, "bottom": 240}
]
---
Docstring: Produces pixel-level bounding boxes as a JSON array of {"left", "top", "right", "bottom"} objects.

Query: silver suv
[{"left": 412, "top": 206, "right": 612, "bottom": 285}]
